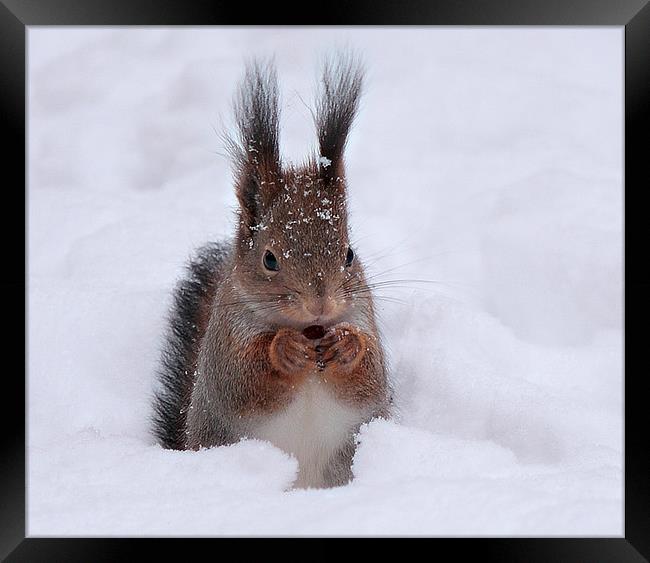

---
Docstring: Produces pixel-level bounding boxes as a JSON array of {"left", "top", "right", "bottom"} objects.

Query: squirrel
[{"left": 151, "top": 54, "right": 392, "bottom": 489}]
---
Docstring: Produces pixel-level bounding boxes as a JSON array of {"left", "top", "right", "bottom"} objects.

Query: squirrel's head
[{"left": 225, "top": 55, "right": 371, "bottom": 329}]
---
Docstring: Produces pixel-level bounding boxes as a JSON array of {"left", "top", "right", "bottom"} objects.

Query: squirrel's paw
[
  {"left": 269, "top": 328, "right": 318, "bottom": 377},
  {"left": 316, "top": 323, "right": 366, "bottom": 375}
]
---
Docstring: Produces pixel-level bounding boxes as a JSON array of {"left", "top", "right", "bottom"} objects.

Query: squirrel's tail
[{"left": 151, "top": 242, "right": 230, "bottom": 449}]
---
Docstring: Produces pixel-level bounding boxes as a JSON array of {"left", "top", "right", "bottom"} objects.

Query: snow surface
[{"left": 27, "top": 28, "right": 623, "bottom": 536}]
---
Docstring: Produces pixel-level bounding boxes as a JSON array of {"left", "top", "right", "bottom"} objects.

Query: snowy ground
[{"left": 27, "top": 28, "right": 623, "bottom": 536}]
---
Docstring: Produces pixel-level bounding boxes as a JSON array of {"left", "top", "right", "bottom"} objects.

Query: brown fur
[{"left": 154, "top": 55, "right": 391, "bottom": 487}]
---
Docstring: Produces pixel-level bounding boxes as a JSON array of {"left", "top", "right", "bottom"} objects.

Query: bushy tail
[{"left": 151, "top": 242, "right": 230, "bottom": 449}]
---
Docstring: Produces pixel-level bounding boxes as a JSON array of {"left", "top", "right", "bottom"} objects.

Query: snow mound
[{"left": 28, "top": 27, "right": 622, "bottom": 535}]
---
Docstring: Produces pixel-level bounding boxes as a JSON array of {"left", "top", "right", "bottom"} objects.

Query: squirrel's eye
[
  {"left": 345, "top": 247, "right": 354, "bottom": 268},
  {"left": 263, "top": 250, "right": 280, "bottom": 272}
]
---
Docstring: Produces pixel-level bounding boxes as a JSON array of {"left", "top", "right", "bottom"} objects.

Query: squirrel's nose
[{"left": 304, "top": 295, "right": 336, "bottom": 319}]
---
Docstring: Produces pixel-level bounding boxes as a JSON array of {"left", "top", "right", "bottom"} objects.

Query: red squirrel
[{"left": 152, "top": 54, "right": 391, "bottom": 488}]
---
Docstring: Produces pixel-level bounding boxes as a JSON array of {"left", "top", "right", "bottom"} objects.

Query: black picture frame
[{"left": 3, "top": 0, "right": 646, "bottom": 559}]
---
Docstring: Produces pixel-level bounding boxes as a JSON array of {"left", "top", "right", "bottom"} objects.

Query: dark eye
[
  {"left": 345, "top": 247, "right": 354, "bottom": 268},
  {"left": 263, "top": 250, "right": 280, "bottom": 272}
]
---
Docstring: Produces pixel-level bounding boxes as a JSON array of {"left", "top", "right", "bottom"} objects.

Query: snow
[
  {"left": 319, "top": 155, "right": 332, "bottom": 168},
  {"left": 27, "top": 28, "right": 622, "bottom": 536}
]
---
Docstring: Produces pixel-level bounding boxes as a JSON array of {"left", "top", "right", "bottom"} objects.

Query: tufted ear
[
  {"left": 226, "top": 59, "right": 283, "bottom": 231},
  {"left": 314, "top": 53, "right": 364, "bottom": 183}
]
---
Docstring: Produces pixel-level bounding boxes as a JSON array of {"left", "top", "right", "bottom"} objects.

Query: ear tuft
[
  {"left": 315, "top": 52, "right": 365, "bottom": 180},
  {"left": 225, "top": 58, "right": 282, "bottom": 229}
]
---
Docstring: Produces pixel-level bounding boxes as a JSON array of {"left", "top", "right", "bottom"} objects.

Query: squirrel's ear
[
  {"left": 226, "top": 59, "right": 282, "bottom": 230},
  {"left": 315, "top": 52, "right": 364, "bottom": 183}
]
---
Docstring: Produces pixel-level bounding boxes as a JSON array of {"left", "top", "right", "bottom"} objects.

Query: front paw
[
  {"left": 269, "top": 328, "right": 318, "bottom": 377},
  {"left": 316, "top": 323, "right": 366, "bottom": 375}
]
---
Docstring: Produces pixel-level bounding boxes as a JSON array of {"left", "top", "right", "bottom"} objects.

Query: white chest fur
[{"left": 252, "top": 375, "right": 363, "bottom": 489}]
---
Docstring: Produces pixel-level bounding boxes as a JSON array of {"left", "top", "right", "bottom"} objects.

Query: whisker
[
  {"left": 367, "top": 295, "right": 408, "bottom": 306},
  {"left": 362, "top": 257, "right": 438, "bottom": 282}
]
